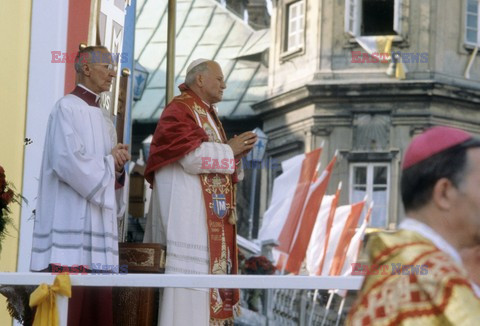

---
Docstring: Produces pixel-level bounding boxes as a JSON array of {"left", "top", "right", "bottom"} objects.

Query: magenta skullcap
[{"left": 402, "top": 126, "right": 473, "bottom": 170}]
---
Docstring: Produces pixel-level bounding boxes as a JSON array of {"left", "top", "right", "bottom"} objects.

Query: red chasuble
[{"left": 145, "top": 84, "right": 240, "bottom": 325}]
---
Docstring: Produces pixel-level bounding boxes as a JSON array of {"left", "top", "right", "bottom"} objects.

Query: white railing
[{"left": 0, "top": 273, "right": 364, "bottom": 326}]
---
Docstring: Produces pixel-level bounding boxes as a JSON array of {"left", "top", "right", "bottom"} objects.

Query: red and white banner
[
  {"left": 312, "top": 184, "right": 342, "bottom": 276},
  {"left": 276, "top": 148, "right": 323, "bottom": 260},
  {"left": 338, "top": 202, "right": 373, "bottom": 277},
  {"left": 305, "top": 195, "right": 334, "bottom": 275},
  {"left": 333, "top": 203, "right": 372, "bottom": 297},
  {"left": 258, "top": 154, "right": 305, "bottom": 243},
  {"left": 279, "top": 154, "right": 337, "bottom": 274},
  {"left": 328, "top": 199, "right": 367, "bottom": 276}
]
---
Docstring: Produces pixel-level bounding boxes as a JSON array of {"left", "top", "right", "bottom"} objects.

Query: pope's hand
[
  {"left": 111, "top": 144, "right": 131, "bottom": 172},
  {"left": 227, "top": 131, "right": 257, "bottom": 158}
]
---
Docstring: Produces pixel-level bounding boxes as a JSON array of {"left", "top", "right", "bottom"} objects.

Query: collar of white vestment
[
  {"left": 72, "top": 84, "right": 101, "bottom": 107},
  {"left": 198, "top": 97, "right": 218, "bottom": 113}
]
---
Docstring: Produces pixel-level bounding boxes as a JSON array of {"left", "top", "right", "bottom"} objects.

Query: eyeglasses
[{"left": 90, "top": 63, "right": 118, "bottom": 72}]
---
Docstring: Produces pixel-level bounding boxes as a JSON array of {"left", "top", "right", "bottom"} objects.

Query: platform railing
[{"left": 0, "top": 273, "right": 364, "bottom": 326}]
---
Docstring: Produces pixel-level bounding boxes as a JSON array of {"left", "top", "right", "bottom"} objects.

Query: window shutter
[
  {"left": 393, "top": 0, "right": 403, "bottom": 35},
  {"left": 286, "top": 1, "right": 305, "bottom": 51},
  {"left": 345, "top": 0, "right": 360, "bottom": 36},
  {"left": 466, "top": 0, "right": 479, "bottom": 46}
]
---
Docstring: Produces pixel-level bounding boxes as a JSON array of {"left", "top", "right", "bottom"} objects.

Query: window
[
  {"left": 350, "top": 163, "right": 389, "bottom": 228},
  {"left": 285, "top": 0, "right": 305, "bottom": 52},
  {"left": 345, "top": 0, "right": 403, "bottom": 37},
  {"left": 466, "top": 0, "right": 480, "bottom": 46}
]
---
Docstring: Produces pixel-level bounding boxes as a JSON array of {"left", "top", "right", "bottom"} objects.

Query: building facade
[{"left": 254, "top": 0, "right": 480, "bottom": 229}]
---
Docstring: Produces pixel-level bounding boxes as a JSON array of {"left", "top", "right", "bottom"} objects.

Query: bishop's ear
[
  {"left": 81, "top": 63, "right": 91, "bottom": 76},
  {"left": 432, "top": 177, "right": 457, "bottom": 211}
]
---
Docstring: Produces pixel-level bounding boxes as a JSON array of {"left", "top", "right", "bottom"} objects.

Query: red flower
[
  {"left": 238, "top": 251, "right": 246, "bottom": 262},
  {"left": 1, "top": 189, "right": 14, "bottom": 205},
  {"left": 0, "top": 165, "right": 22, "bottom": 254},
  {"left": 0, "top": 166, "right": 5, "bottom": 192},
  {"left": 244, "top": 256, "right": 276, "bottom": 275}
]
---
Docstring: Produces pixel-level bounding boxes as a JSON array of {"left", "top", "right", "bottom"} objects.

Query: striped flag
[
  {"left": 355, "top": 35, "right": 406, "bottom": 79},
  {"left": 258, "top": 154, "right": 305, "bottom": 243},
  {"left": 280, "top": 154, "right": 337, "bottom": 274},
  {"left": 339, "top": 202, "right": 373, "bottom": 277},
  {"left": 315, "top": 183, "right": 342, "bottom": 275},
  {"left": 275, "top": 148, "right": 323, "bottom": 269},
  {"left": 328, "top": 199, "right": 367, "bottom": 276},
  {"left": 305, "top": 195, "right": 334, "bottom": 275},
  {"left": 334, "top": 203, "right": 373, "bottom": 297}
]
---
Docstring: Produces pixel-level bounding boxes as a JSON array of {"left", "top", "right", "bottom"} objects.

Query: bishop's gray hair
[
  {"left": 185, "top": 61, "right": 210, "bottom": 86},
  {"left": 74, "top": 45, "right": 110, "bottom": 73}
]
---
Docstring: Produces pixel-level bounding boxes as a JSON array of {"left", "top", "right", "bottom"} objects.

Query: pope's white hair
[{"left": 185, "top": 60, "right": 210, "bottom": 86}]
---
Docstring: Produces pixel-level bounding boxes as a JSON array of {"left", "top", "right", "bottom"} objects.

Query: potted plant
[{"left": 0, "top": 165, "right": 22, "bottom": 253}]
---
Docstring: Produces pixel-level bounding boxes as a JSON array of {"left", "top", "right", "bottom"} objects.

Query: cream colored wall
[{"left": 0, "top": 1, "right": 32, "bottom": 325}]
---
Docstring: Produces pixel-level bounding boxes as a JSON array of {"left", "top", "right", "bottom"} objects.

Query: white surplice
[
  {"left": 30, "top": 91, "right": 125, "bottom": 271},
  {"left": 144, "top": 141, "right": 237, "bottom": 326}
]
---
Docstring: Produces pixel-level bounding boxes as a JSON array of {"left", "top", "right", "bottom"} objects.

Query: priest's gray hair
[
  {"left": 74, "top": 45, "right": 110, "bottom": 73},
  {"left": 185, "top": 61, "right": 210, "bottom": 86}
]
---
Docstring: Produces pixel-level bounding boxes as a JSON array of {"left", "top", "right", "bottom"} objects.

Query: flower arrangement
[
  {"left": 0, "top": 165, "right": 21, "bottom": 253},
  {"left": 0, "top": 165, "right": 32, "bottom": 325},
  {"left": 243, "top": 255, "right": 276, "bottom": 275},
  {"left": 240, "top": 255, "right": 276, "bottom": 312}
]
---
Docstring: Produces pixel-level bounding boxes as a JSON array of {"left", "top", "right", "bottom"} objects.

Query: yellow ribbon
[
  {"left": 395, "top": 61, "right": 406, "bottom": 79},
  {"left": 375, "top": 36, "right": 394, "bottom": 60},
  {"left": 383, "top": 36, "right": 394, "bottom": 56},
  {"left": 375, "top": 36, "right": 406, "bottom": 79},
  {"left": 29, "top": 274, "right": 72, "bottom": 326}
]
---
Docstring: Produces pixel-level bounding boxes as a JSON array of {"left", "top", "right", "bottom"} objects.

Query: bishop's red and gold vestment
[{"left": 347, "top": 229, "right": 480, "bottom": 325}]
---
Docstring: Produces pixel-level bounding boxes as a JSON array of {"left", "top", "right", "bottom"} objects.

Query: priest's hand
[
  {"left": 227, "top": 131, "right": 257, "bottom": 158},
  {"left": 112, "top": 144, "right": 131, "bottom": 172}
]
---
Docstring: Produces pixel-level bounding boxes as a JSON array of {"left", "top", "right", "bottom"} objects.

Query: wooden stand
[{"left": 113, "top": 243, "right": 166, "bottom": 326}]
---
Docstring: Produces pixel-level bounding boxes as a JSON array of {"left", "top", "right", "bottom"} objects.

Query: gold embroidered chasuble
[{"left": 347, "top": 230, "right": 480, "bottom": 325}]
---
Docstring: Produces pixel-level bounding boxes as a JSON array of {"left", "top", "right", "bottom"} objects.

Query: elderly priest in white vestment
[
  {"left": 143, "top": 59, "right": 257, "bottom": 326},
  {"left": 30, "top": 45, "right": 130, "bottom": 326}
]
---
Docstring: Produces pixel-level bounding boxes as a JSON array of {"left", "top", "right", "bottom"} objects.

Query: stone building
[
  {"left": 221, "top": 0, "right": 271, "bottom": 29},
  {"left": 254, "top": 0, "right": 480, "bottom": 230}
]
